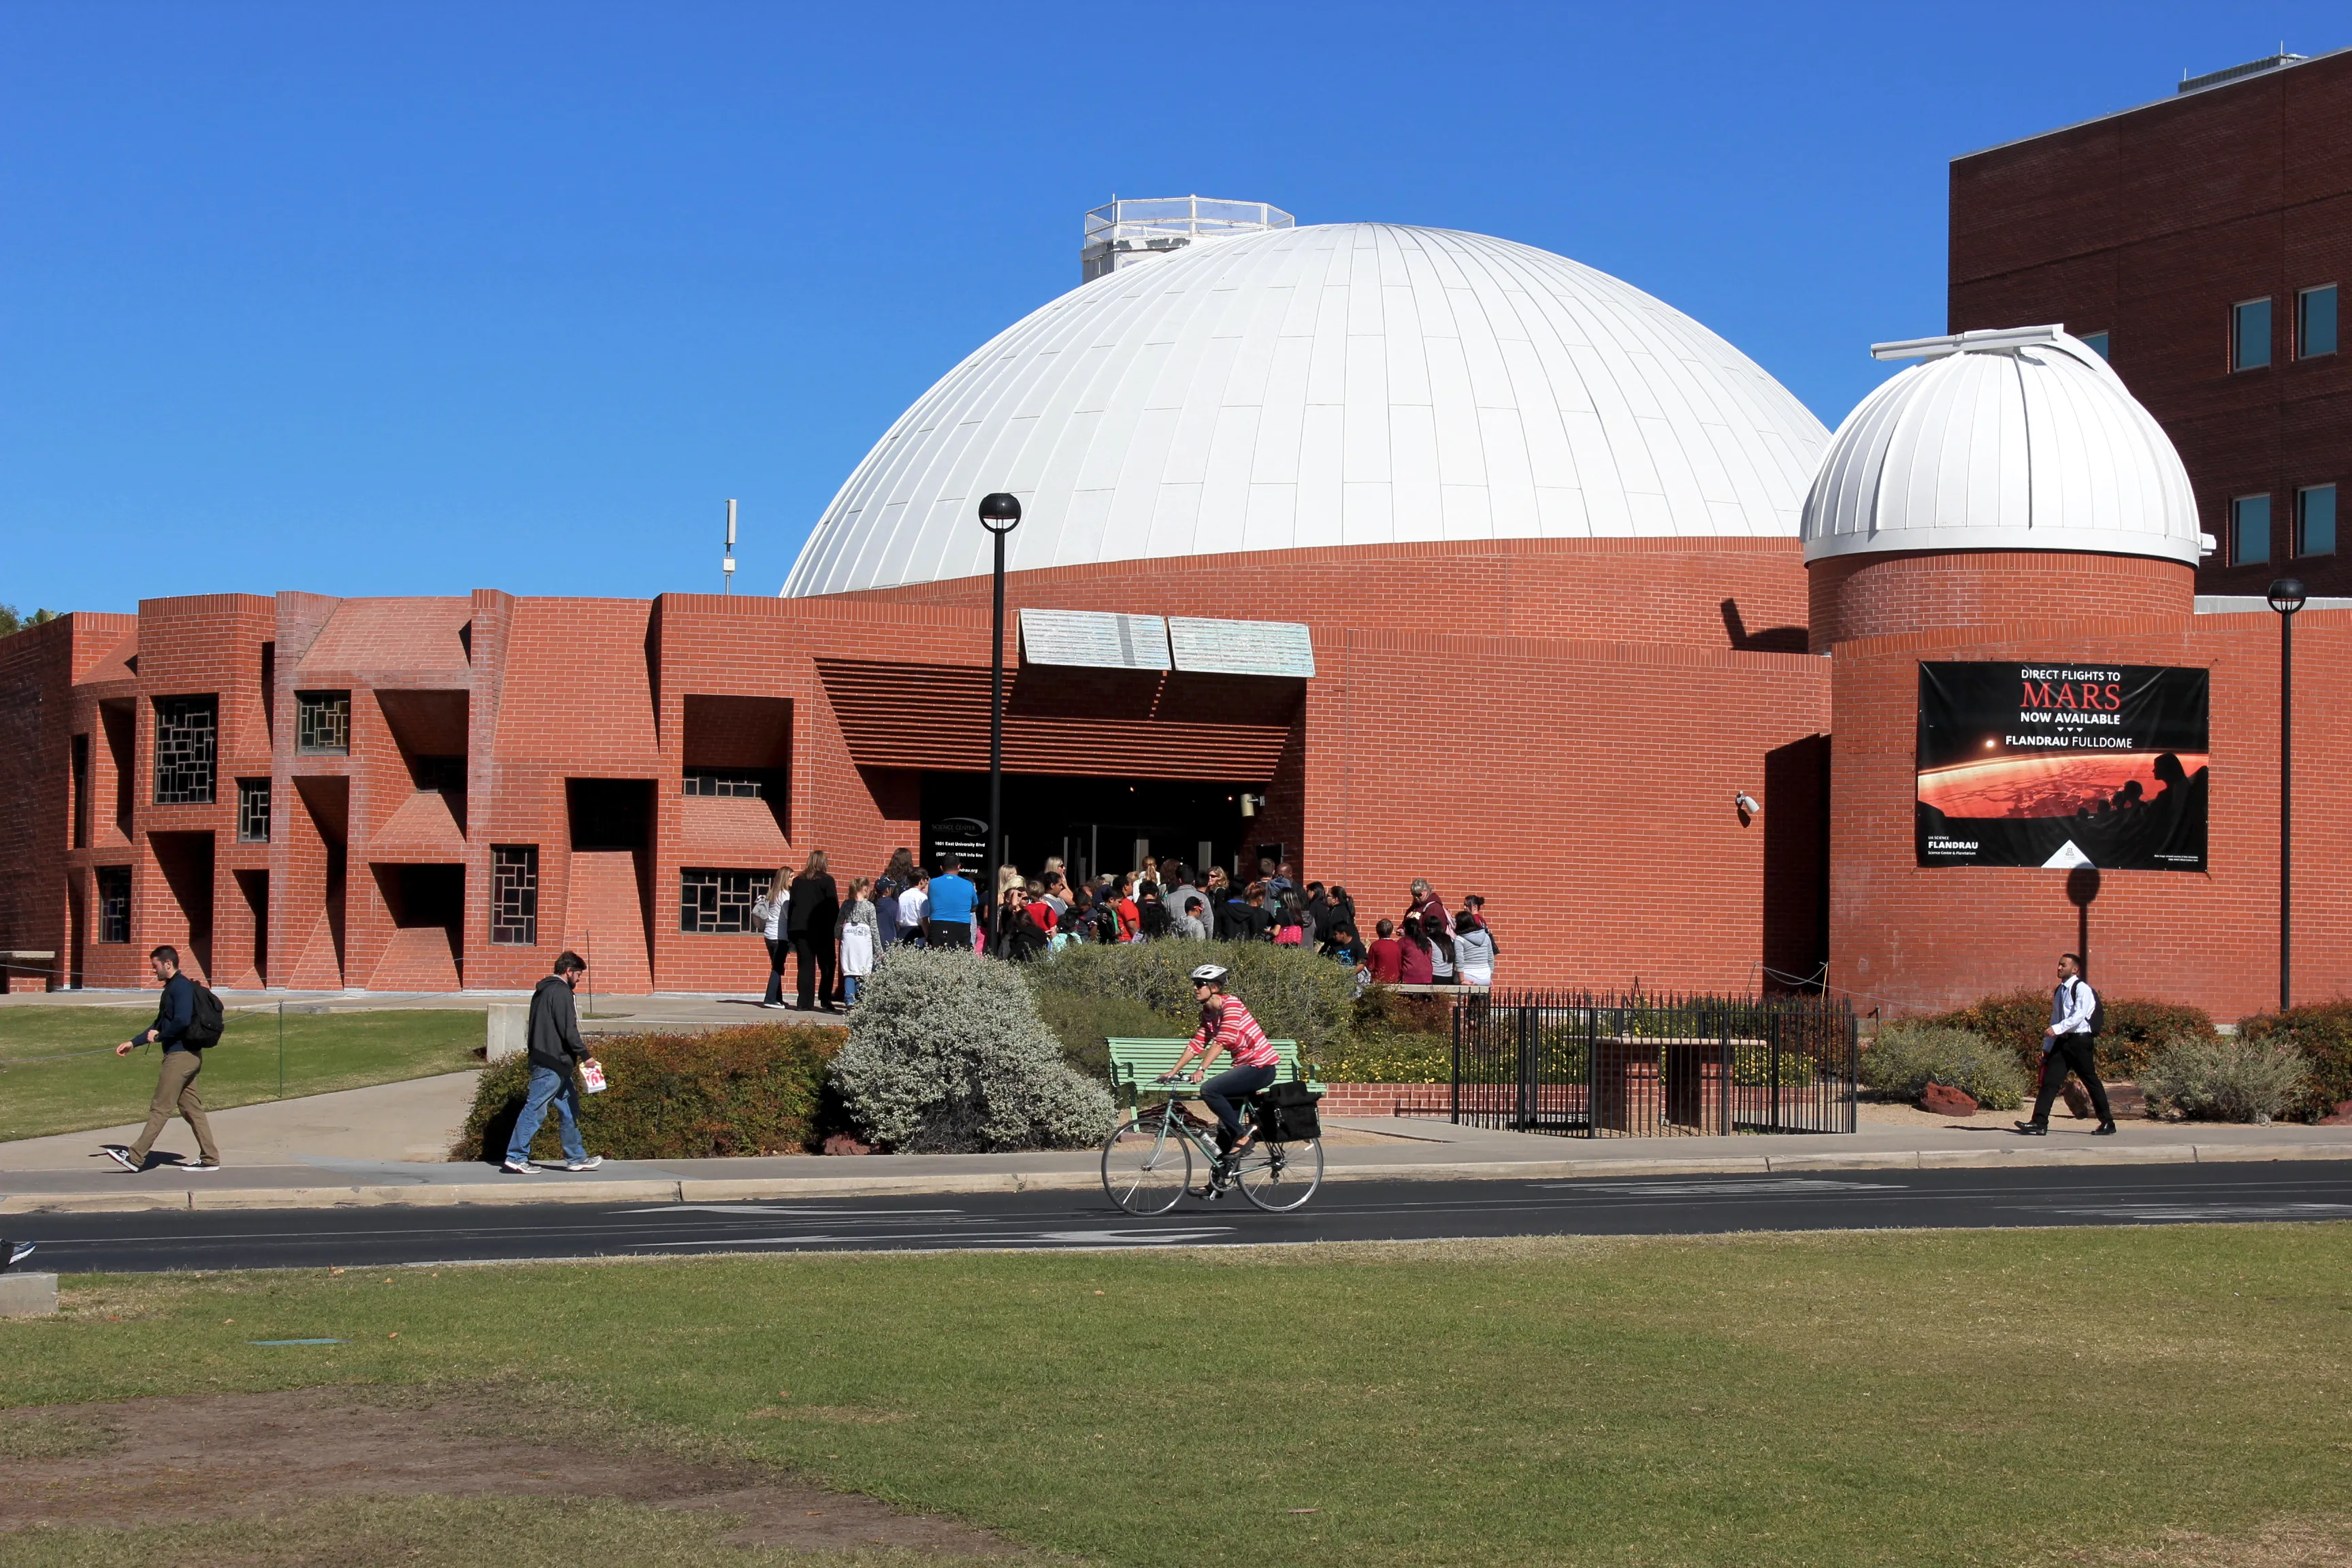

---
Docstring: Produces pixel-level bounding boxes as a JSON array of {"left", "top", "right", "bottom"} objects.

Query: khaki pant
[{"left": 129, "top": 1049, "right": 220, "bottom": 1165}]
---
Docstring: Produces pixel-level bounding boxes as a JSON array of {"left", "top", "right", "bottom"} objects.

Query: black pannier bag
[{"left": 1255, "top": 1081, "right": 1322, "bottom": 1143}]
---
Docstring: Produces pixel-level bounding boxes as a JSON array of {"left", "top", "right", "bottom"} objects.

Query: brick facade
[
  {"left": 1950, "top": 48, "right": 2352, "bottom": 595},
  {"left": 1808, "top": 550, "right": 2195, "bottom": 652}
]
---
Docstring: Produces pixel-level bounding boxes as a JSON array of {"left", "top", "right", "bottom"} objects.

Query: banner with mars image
[{"left": 1916, "top": 662, "right": 2209, "bottom": 871}]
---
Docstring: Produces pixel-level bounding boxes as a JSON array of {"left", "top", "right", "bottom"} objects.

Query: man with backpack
[
  {"left": 2015, "top": 951, "right": 2117, "bottom": 1137},
  {"left": 103, "top": 945, "right": 223, "bottom": 1172}
]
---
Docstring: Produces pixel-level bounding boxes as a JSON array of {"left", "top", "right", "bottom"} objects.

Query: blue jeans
[
  {"left": 843, "top": 974, "right": 862, "bottom": 1004},
  {"left": 506, "top": 1064, "right": 587, "bottom": 1165},
  {"left": 1200, "top": 1062, "right": 1278, "bottom": 1143}
]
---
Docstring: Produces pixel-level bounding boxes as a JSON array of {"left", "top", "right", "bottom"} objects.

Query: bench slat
[{"left": 1104, "top": 1036, "right": 1325, "bottom": 1104}]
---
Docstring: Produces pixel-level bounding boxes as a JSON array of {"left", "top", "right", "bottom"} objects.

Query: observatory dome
[
  {"left": 1801, "top": 326, "right": 2205, "bottom": 567},
  {"left": 785, "top": 223, "right": 1830, "bottom": 597}
]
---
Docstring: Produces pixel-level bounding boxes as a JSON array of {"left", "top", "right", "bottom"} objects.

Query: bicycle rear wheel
[
  {"left": 1235, "top": 1137, "right": 1322, "bottom": 1211},
  {"left": 1101, "top": 1116, "right": 1192, "bottom": 1215}
]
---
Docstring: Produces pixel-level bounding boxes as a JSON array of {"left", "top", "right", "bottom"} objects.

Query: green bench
[{"left": 1105, "top": 1036, "right": 1325, "bottom": 1111}]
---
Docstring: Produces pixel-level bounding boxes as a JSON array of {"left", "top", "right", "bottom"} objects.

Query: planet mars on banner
[{"left": 1915, "top": 662, "right": 2210, "bottom": 872}]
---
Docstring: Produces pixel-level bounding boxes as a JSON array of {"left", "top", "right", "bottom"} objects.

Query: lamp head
[
  {"left": 977, "top": 493, "right": 1023, "bottom": 534},
  {"left": 2268, "top": 576, "right": 2308, "bottom": 615}
]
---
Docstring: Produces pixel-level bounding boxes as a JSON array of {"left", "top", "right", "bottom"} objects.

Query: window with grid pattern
[
  {"left": 153, "top": 696, "right": 217, "bottom": 804},
  {"left": 683, "top": 770, "right": 766, "bottom": 798},
  {"left": 97, "top": 866, "right": 131, "bottom": 944},
  {"left": 237, "top": 779, "right": 272, "bottom": 843},
  {"left": 296, "top": 691, "right": 350, "bottom": 754},
  {"left": 679, "top": 868, "right": 763, "bottom": 933},
  {"left": 491, "top": 845, "right": 538, "bottom": 946}
]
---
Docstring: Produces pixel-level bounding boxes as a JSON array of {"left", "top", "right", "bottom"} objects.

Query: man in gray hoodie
[{"left": 503, "top": 952, "right": 604, "bottom": 1174}]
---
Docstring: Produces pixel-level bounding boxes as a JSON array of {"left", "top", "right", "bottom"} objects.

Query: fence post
[
  {"left": 1767, "top": 1011, "right": 1780, "bottom": 1134},
  {"left": 1449, "top": 996, "right": 1461, "bottom": 1125}
]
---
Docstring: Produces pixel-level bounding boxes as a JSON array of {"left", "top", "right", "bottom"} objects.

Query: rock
[
  {"left": 2320, "top": 1099, "right": 2352, "bottom": 1127},
  {"left": 1921, "top": 1081, "right": 1979, "bottom": 1117},
  {"left": 2061, "top": 1079, "right": 2095, "bottom": 1120},
  {"left": 821, "top": 1133, "right": 873, "bottom": 1156}
]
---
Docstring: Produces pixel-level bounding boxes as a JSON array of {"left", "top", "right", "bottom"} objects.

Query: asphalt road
[{"left": 5, "top": 1160, "right": 2351, "bottom": 1274}]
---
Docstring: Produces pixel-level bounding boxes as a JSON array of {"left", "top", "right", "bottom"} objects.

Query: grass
[
  {"left": 5, "top": 1226, "right": 2351, "bottom": 1566},
  {"left": 0, "top": 1007, "right": 483, "bottom": 1141}
]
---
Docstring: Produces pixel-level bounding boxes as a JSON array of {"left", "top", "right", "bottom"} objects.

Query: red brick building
[{"left": 1950, "top": 48, "right": 2352, "bottom": 593}]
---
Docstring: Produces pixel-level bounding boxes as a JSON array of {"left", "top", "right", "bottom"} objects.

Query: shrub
[
  {"left": 1318, "top": 1030, "right": 1450, "bottom": 1085},
  {"left": 2140, "top": 1037, "right": 2310, "bottom": 1123},
  {"left": 451, "top": 1024, "right": 841, "bottom": 1163},
  {"left": 1859, "top": 1022, "right": 2028, "bottom": 1110},
  {"left": 1031, "top": 988, "right": 1188, "bottom": 1081},
  {"left": 1026, "top": 939, "right": 1359, "bottom": 1058},
  {"left": 2236, "top": 1002, "right": 2352, "bottom": 1120},
  {"left": 1927, "top": 989, "right": 2216, "bottom": 1078},
  {"left": 830, "top": 945, "right": 1116, "bottom": 1152}
]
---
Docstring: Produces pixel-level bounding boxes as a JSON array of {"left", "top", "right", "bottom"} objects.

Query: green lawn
[
  {"left": 0, "top": 1007, "right": 483, "bottom": 1141},
  {"left": 5, "top": 1226, "right": 2349, "bottom": 1566}
]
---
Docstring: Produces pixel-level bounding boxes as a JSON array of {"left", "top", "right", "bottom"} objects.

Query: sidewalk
[
  {"left": 0, "top": 989, "right": 808, "bottom": 1037},
  {"left": 4, "top": 1111, "right": 2348, "bottom": 1214}
]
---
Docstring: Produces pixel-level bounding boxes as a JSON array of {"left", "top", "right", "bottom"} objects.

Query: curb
[{"left": 2, "top": 1139, "right": 2347, "bottom": 1213}]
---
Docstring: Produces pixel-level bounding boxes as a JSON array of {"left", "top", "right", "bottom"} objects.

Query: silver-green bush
[
  {"left": 2140, "top": 1036, "right": 2310, "bottom": 1123},
  {"left": 828, "top": 945, "right": 1116, "bottom": 1152},
  {"left": 1859, "top": 1021, "right": 2029, "bottom": 1110},
  {"left": 1026, "top": 938, "right": 1358, "bottom": 1058}
]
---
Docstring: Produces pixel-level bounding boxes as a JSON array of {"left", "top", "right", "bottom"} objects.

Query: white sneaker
[
  {"left": 502, "top": 1158, "right": 540, "bottom": 1175},
  {"left": 564, "top": 1156, "right": 605, "bottom": 1172},
  {"left": 760, "top": 1001, "right": 789, "bottom": 1009},
  {"left": 182, "top": 1162, "right": 223, "bottom": 1173},
  {"left": 103, "top": 1145, "right": 139, "bottom": 1173}
]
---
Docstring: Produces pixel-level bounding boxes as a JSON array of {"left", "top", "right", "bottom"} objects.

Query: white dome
[
  {"left": 785, "top": 223, "right": 1830, "bottom": 597},
  {"left": 1801, "top": 326, "right": 2204, "bottom": 566}
]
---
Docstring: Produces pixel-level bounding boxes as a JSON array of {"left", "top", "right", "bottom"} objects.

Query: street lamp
[
  {"left": 977, "top": 492, "right": 1022, "bottom": 941},
  {"left": 2268, "top": 576, "right": 2306, "bottom": 1011}
]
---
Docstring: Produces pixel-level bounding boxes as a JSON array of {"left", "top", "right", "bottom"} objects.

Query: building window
[
  {"left": 2298, "top": 485, "right": 2337, "bottom": 557},
  {"left": 71, "top": 734, "right": 90, "bottom": 849},
  {"left": 152, "top": 696, "right": 217, "bottom": 804},
  {"left": 96, "top": 866, "right": 130, "bottom": 944},
  {"left": 2300, "top": 286, "right": 2338, "bottom": 359},
  {"left": 237, "top": 779, "right": 272, "bottom": 843},
  {"left": 680, "top": 868, "right": 764, "bottom": 933},
  {"left": 683, "top": 770, "right": 766, "bottom": 798},
  {"left": 2232, "top": 495, "right": 2272, "bottom": 566},
  {"left": 491, "top": 845, "right": 538, "bottom": 946},
  {"left": 2234, "top": 298, "right": 2272, "bottom": 370},
  {"left": 296, "top": 691, "right": 350, "bottom": 755},
  {"left": 2078, "top": 331, "right": 2110, "bottom": 359}
]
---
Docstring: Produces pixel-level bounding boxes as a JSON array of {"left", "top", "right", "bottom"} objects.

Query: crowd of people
[{"left": 748, "top": 849, "right": 1500, "bottom": 1011}]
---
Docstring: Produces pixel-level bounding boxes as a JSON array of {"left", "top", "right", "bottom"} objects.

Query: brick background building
[{"left": 1950, "top": 47, "right": 2352, "bottom": 593}]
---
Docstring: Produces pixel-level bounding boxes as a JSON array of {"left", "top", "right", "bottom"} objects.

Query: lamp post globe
[
  {"left": 977, "top": 493, "right": 1023, "bottom": 939},
  {"left": 2269, "top": 577, "right": 2305, "bottom": 1011}
]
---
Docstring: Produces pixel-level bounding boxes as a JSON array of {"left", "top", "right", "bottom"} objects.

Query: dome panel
[
  {"left": 1800, "top": 327, "right": 2205, "bottom": 566},
  {"left": 785, "top": 224, "right": 1830, "bottom": 597}
]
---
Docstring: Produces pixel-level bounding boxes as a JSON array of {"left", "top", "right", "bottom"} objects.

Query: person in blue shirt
[
  {"left": 925, "top": 855, "right": 979, "bottom": 949},
  {"left": 103, "top": 945, "right": 220, "bottom": 1172}
]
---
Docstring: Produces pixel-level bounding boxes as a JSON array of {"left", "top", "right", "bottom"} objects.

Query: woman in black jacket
[{"left": 787, "top": 849, "right": 840, "bottom": 1011}]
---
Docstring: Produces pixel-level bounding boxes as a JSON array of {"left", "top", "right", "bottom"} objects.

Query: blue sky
[{"left": 2, "top": 1, "right": 2340, "bottom": 612}]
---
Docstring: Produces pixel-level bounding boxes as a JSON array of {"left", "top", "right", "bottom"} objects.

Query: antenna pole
[{"left": 723, "top": 499, "right": 738, "bottom": 594}]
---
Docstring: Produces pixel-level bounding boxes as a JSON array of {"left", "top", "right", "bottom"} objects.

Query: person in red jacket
[
  {"left": 1396, "top": 916, "right": 1436, "bottom": 984},
  {"left": 1365, "top": 917, "right": 1405, "bottom": 985}
]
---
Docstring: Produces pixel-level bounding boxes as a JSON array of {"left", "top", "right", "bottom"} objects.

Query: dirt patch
[
  {"left": 0, "top": 1386, "right": 1019, "bottom": 1556},
  {"left": 2068, "top": 1516, "right": 2352, "bottom": 1567}
]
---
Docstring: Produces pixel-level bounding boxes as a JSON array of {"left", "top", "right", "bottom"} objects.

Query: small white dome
[
  {"left": 785, "top": 223, "right": 1829, "bottom": 597},
  {"left": 1801, "top": 327, "right": 2204, "bottom": 567}
]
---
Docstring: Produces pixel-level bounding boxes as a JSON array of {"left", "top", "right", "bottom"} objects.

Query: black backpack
[{"left": 184, "top": 985, "right": 227, "bottom": 1048}]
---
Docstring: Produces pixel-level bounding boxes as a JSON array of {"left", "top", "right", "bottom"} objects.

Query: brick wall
[
  {"left": 1950, "top": 50, "right": 2352, "bottom": 596},
  {"left": 1829, "top": 606, "right": 2349, "bottom": 1023},
  {"left": 1809, "top": 551, "right": 2195, "bottom": 651}
]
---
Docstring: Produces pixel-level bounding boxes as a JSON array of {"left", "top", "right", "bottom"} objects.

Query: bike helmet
[{"left": 1188, "top": 963, "right": 1230, "bottom": 987}]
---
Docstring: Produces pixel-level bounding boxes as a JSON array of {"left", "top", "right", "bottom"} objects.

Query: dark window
[
  {"left": 680, "top": 868, "right": 763, "bottom": 933},
  {"left": 2078, "top": 331, "right": 2110, "bottom": 359},
  {"left": 2234, "top": 298, "right": 2272, "bottom": 370},
  {"left": 2232, "top": 495, "right": 2272, "bottom": 566},
  {"left": 296, "top": 691, "right": 350, "bottom": 755},
  {"left": 97, "top": 866, "right": 131, "bottom": 944},
  {"left": 237, "top": 779, "right": 272, "bottom": 843},
  {"left": 153, "top": 696, "right": 217, "bottom": 804},
  {"left": 683, "top": 770, "right": 766, "bottom": 798},
  {"left": 71, "top": 734, "right": 90, "bottom": 849},
  {"left": 2297, "top": 485, "right": 2337, "bottom": 557},
  {"left": 2300, "top": 286, "right": 2338, "bottom": 358},
  {"left": 491, "top": 846, "right": 538, "bottom": 946}
]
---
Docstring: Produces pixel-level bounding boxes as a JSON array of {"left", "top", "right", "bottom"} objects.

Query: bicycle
[{"left": 1099, "top": 1075, "right": 1324, "bottom": 1214}]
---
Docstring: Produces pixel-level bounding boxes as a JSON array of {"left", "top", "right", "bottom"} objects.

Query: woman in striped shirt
[{"left": 1162, "top": 964, "right": 1282, "bottom": 1164}]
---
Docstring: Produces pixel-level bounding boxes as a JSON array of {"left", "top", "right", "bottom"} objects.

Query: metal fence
[{"left": 1449, "top": 990, "right": 1858, "bottom": 1137}]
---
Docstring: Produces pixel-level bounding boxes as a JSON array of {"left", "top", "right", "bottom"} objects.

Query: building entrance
[{"left": 920, "top": 771, "right": 1255, "bottom": 887}]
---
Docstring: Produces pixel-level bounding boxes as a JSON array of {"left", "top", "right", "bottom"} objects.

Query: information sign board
[
  {"left": 1018, "top": 610, "right": 1172, "bottom": 670},
  {"left": 1166, "top": 617, "right": 1316, "bottom": 677}
]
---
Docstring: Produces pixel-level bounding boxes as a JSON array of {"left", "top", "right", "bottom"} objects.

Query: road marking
[
  {"left": 631, "top": 1205, "right": 968, "bottom": 1217},
  {"left": 1535, "top": 1179, "right": 1908, "bottom": 1196},
  {"left": 1026, "top": 1228, "right": 1235, "bottom": 1243},
  {"left": 2036, "top": 1202, "right": 2352, "bottom": 1221}
]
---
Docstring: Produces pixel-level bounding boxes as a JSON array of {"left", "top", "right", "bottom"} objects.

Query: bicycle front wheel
[
  {"left": 1101, "top": 1117, "right": 1192, "bottom": 1215},
  {"left": 1235, "top": 1137, "right": 1322, "bottom": 1211}
]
